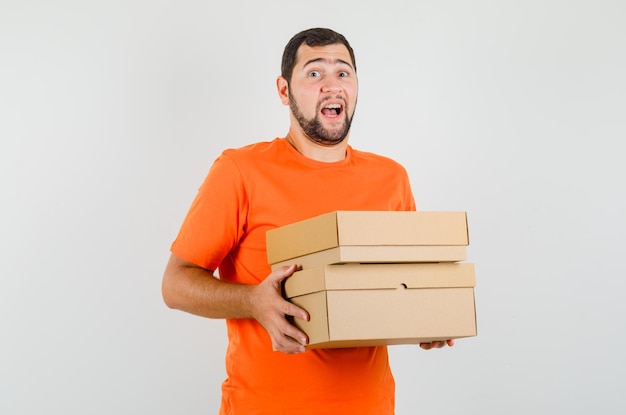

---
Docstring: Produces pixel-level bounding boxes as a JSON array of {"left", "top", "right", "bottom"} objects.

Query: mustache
[{"left": 318, "top": 95, "right": 346, "bottom": 108}]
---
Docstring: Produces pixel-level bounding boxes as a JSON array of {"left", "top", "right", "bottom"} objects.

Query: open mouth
[{"left": 321, "top": 103, "right": 343, "bottom": 118}]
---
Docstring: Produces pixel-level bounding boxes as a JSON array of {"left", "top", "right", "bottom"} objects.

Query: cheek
[
  {"left": 346, "top": 82, "right": 358, "bottom": 98},
  {"left": 294, "top": 92, "right": 319, "bottom": 113}
]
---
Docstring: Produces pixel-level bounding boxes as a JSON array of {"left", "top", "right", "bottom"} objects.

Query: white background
[{"left": 2, "top": 0, "right": 625, "bottom": 413}]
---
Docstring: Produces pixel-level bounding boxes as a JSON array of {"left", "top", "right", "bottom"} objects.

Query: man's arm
[{"left": 161, "top": 253, "right": 310, "bottom": 354}]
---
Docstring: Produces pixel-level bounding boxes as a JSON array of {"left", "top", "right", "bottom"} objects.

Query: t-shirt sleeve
[
  {"left": 170, "top": 153, "right": 248, "bottom": 270},
  {"left": 402, "top": 167, "right": 417, "bottom": 211},
  {"left": 392, "top": 162, "right": 416, "bottom": 212}
]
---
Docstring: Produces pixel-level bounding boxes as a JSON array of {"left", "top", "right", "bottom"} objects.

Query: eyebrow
[{"left": 302, "top": 57, "right": 354, "bottom": 71}]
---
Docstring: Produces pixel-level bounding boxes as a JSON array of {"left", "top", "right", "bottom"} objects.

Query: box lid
[
  {"left": 284, "top": 262, "right": 476, "bottom": 299},
  {"left": 266, "top": 211, "right": 469, "bottom": 264}
]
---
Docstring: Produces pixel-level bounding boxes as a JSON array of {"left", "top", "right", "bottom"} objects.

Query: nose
[{"left": 321, "top": 80, "right": 342, "bottom": 93}]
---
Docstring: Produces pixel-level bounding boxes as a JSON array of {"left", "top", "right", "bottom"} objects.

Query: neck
[{"left": 285, "top": 127, "right": 349, "bottom": 162}]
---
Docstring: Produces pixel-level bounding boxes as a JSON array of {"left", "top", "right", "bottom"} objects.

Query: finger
[
  {"left": 283, "top": 300, "right": 309, "bottom": 322},
  {"left": 270, "top": 305, "right": 308, "bottom": 346},
  {"left": 267, "top": 264, "right": 298, "bottom": 288},
  {"left": 272, "top": 333, "right": 307, "bottom": 354},
  {"left": 281, "top": 320, "right": 308, "bottom": 346},
  {"left": 274, "top": 264, "right": 298, "bottom": 280},
  {"left": 274, "top": 343, "right": 306, "bottom": 354},
  {"left": 419, "top": 340, "right": 447, "bottom": 350}
]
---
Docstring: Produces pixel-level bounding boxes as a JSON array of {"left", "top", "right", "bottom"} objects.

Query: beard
[{"left": 289, "top": 91, "right": 355, "bottom": 146}]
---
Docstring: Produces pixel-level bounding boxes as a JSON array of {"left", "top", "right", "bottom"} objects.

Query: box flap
[{"left": 284, "top": 263, "right": 475, "bottom": 298}]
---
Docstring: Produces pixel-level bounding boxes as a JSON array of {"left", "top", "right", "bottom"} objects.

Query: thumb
[{"left": 269, "top": 264, "right": 298, "bottom": 285}]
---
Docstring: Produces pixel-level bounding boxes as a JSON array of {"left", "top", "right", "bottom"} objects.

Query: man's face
[{"left": 287, "top": 43, "right": 358, "bottom": 146}]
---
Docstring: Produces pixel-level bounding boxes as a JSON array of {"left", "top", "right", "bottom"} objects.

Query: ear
[{"left": 276, "top": 76, "right": 290, "bottom": 106}]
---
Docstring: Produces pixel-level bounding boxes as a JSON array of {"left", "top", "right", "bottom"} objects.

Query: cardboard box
[
  {"left": 271, "top": 245, "right": 466, "bottom": 271},
  {"left": 266, "top": 211, "right": 469, "bottom": 265},
  {"left": 284, "top": 262, "right": 477, "bottom": 349}
]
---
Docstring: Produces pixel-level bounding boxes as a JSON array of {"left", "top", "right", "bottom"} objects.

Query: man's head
[
  {"left": 281, "top": 28, "right": 356, "bottom": 85},
  {"left": 278, "top": 28, "right": 358, "bottom": 147}
]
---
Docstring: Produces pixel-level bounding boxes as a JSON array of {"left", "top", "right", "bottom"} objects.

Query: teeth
[{"left": 325, "top": 104, "right": 341, "bottom": 109}]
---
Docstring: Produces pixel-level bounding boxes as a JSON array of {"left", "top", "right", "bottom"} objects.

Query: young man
[{"left": 162, "top": 27, "right": 453, "bottom": 415}]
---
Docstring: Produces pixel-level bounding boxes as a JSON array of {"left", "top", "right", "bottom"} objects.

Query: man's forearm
[
  {"left": 161, "top": 254, "right": 255, "bottom": 319},
  {"left": 162, "top": 254, "right": 309, "bottom": 353}
]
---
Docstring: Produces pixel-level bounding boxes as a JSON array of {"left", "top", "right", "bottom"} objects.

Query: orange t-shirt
[{"left": 171, "top": 137, "right": 416, "bottom": 415}]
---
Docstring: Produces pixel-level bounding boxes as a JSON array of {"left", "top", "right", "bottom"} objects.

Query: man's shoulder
[
  {"left": 350, "top": 147, "right": 407, "bottom": 170},
  {"left": 221, "top": 138, "right": 283, "bottom": 161}
]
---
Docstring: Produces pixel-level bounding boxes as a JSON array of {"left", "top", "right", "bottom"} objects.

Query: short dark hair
[{"left": 281, "top": 28, "right": 356, "bottom": 84}]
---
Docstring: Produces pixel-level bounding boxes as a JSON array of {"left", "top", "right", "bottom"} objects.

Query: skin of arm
[{"left": 162, "top": 253, "right": 310, "bottom": 354}]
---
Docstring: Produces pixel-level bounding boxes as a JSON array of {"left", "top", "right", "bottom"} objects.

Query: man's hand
[
  {"left": 249, "top": 265, "right": 310, "bottom": 354},
  {"left": 419, "top": 339, "right": 455, "bottom": 350}
]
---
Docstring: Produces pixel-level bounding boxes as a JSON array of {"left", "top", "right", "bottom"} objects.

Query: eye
[
  {"left": 338, "top": 71, "right": 349, "bottom": 77},
  {"left": 308, "top": 70, "right": 321, "bottom": 78}
]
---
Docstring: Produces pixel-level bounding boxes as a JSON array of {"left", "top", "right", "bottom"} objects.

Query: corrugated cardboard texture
[{"left": 266, "top": 211, "right": 469, "bottom": 264}]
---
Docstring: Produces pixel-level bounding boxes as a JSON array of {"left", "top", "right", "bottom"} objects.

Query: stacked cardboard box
[{"left": 265, "top": 211, "right": 477, "bottom": 349}]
